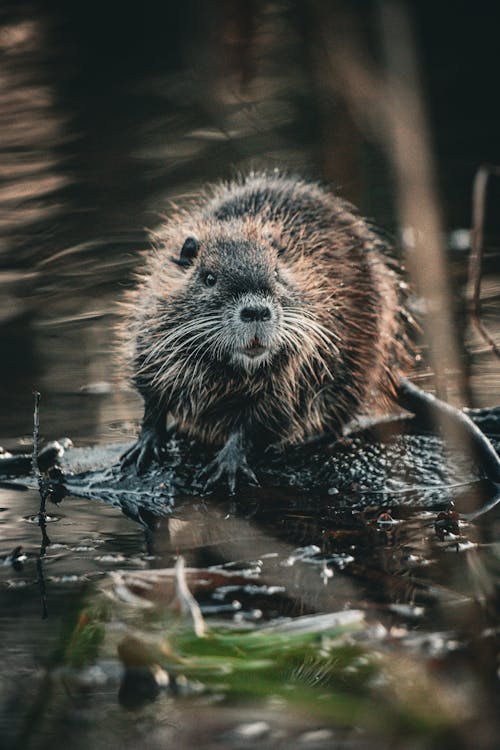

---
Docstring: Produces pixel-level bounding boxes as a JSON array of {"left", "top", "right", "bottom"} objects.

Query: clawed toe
[
  {"left": 196, "top": 460, "right": 220, "bottom": 492},
  {"left": 120, "top": 430, "right": 165, "bottom": 475},
  {"left": 240, "top": 463, "right": 259, "bottom": 486},
  {"left": 202, "top": 470, "right": 224, "bottom": 494},
  {"left": 120, "top": 444, "right": 139, "bottom": 470}
]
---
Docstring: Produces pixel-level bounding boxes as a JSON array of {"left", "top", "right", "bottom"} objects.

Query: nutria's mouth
[{"left": 240, "top": 337, "right": 268, "bottom": 358}]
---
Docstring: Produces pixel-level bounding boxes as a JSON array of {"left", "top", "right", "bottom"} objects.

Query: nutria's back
[{"left": 120, "top": 172, "right": 411, "bottom": 484}]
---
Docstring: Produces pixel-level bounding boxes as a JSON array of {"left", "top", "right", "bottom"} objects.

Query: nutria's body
[{"left": 121, "top": 172, "right": 411, "bottom": 489}]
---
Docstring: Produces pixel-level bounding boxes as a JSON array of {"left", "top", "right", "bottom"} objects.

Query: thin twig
[
  {"left": 32, "top": 390, "right": 41, "bottom": 484},
  {"left": 32, "top": 390, "right": 49, "bottom": 618},
  {"left": 468, "top": 165, "right": 500, "bottom": 358},
  {"left": 32, "top": 389, "right": 47, "bottom": 522}
]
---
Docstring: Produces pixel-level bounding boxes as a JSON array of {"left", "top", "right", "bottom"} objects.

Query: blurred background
[{"left": 0, "top": 0, "right": 499, "bottom": 445}]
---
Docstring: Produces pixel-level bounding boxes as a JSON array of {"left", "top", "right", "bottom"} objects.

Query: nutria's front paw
[
  {"left": 198, "top": 456, "right": 259, "bottom": 495},
  {"left": 120, "top": 429, "right": 165, "bottom": 475},
  {"left": 197, "top": 432, "right": 259, "bottom": 494}
]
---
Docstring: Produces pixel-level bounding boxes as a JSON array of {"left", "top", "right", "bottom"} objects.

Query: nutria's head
[
  {"left": 141, "top": 220, "right": 339, "bottom": 387},
  {"left": 170, "top": 229, "right": 290, "bottom": 372}
]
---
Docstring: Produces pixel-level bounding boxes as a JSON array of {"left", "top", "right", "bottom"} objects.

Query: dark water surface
[{"left": 1, "top": 3, "right": 500, "bottom": 750}]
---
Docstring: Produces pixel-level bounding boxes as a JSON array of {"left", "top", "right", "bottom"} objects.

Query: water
[{"left": 1, "top": 3, "right": 500, "bottom": 749}]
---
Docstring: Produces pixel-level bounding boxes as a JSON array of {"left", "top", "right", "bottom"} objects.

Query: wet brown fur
[{"left": 119, "top": 172, "right": 411, "bottom": 448}]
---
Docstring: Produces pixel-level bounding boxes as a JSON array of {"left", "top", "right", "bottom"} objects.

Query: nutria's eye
[
  {"left": 203, "top": 272, "right": 217, "bottom": 287},
  {"left": 274, "top": 268, "right": 279, "bottom": 279}
]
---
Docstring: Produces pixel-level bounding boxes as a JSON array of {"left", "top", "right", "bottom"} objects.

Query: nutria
[
  {"left": 119, "top": 171, "right": 500, "bottom": 492},
  {"left": 119, "top": 172, "right": 409, "bottom": 488}
]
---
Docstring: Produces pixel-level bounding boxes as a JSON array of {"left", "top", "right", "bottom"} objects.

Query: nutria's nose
[{"left": 240, "top": 306, "right": 271, "bottom": 322}]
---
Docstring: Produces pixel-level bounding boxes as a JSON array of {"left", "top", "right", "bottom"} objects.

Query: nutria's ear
[{"left": 172, "top": 236, "right": 199, "bottom": 267}]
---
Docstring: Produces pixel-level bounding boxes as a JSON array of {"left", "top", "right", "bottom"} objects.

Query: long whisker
[
  {"left": 140, "top": 323, "right": 223, "bottom": 383},
  {"left": 167, "top": 328, "right": 223, "bottom": 394},
  {"left": 139, "top": 314, "right": 223, "bottom": 356},
  {"left": 282, "top": 317, "right": 338, "bottom": 356},
  {"left": 141, "top": 319, "right": 220, "bottom": 365},
  {"left": 281, "top": 313, "right": 337, "bottom": 382},
  {"left": 283, "top": 310, "right": 341, "bottom": 351}
]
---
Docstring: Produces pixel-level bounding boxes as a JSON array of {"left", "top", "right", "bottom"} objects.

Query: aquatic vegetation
[{"left": 49, "top": 559, "right": 471, "bottom": 745}]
